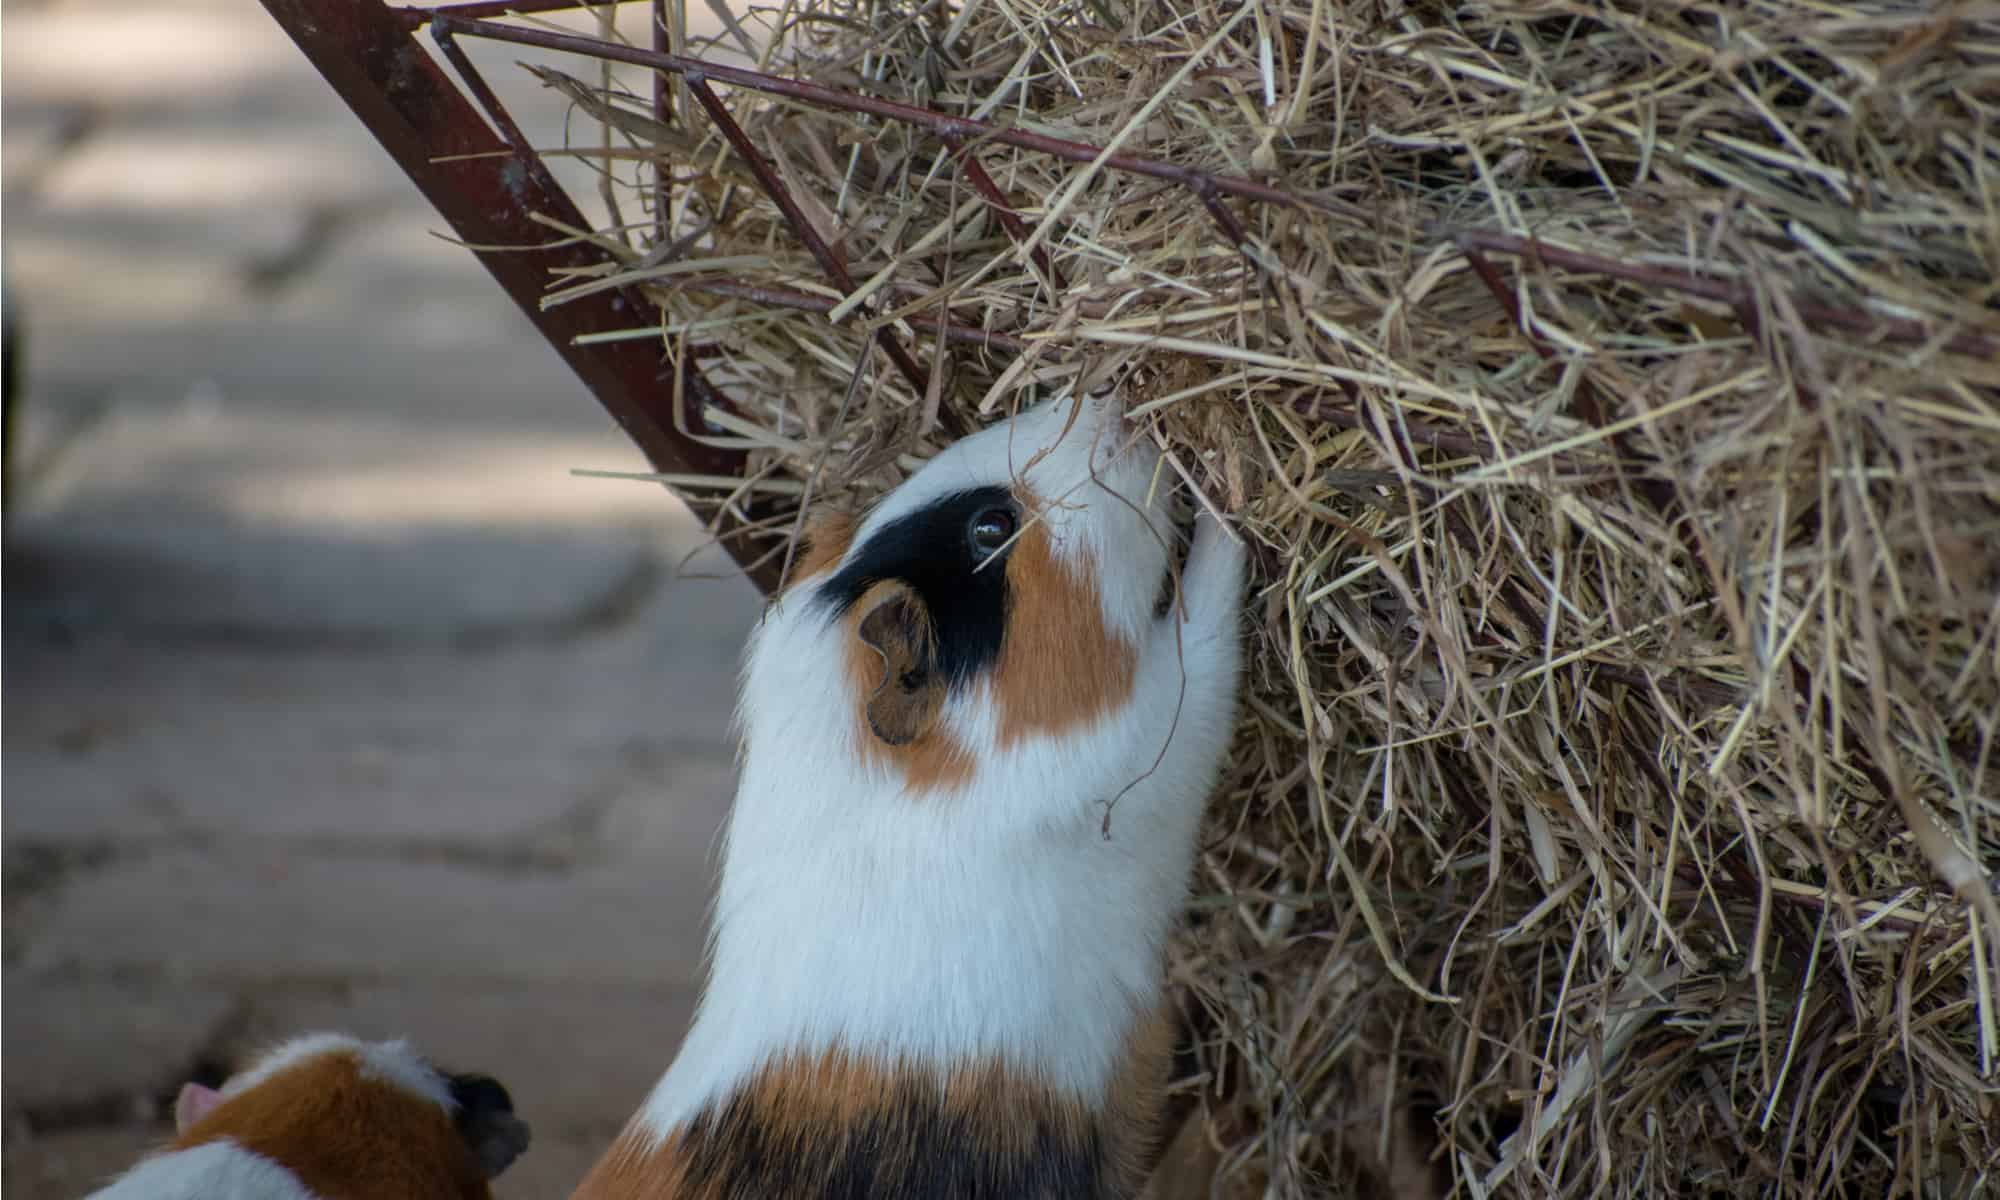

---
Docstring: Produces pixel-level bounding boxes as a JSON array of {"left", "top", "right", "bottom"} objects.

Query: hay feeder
[{"left": 267, "top": 2, "right": 2000, "bottom": 1195}]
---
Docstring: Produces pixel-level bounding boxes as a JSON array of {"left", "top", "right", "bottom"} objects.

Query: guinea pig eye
[{"left": 967, "top": 506, "right": 1016, "bottom": 558}]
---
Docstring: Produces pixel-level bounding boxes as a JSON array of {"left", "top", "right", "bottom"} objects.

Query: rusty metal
[
  {"left": 1195, "top": 181, "right": 1250, "bottom": 250},
  {"left": 262, "top": 1, "right": 1314, "bottom": 605},
  {"left": 1458, "top": 231, "right": 1997, "bottom": 359},
  {"left": 257, "top": 5, "right": 1985, "bottom": 611},
  {"left": 942, "top": 133, "right": 1065, "bottom": 293},
  {"left": 427, "top": 19, "right": 536, "bottom": 160},
  {"left": 390, "top": 0, "right": 605, "bottom": 26},
  {"left": 681, "top": 73, "right": 933, "bottom": 397},
  {"left": 417, "top": 13, "right": 1308, "bottom": 210},
  {"left": 257, "top": 0, "right": 784, "bottom": 593},
  {"left": 652, "top": 0, "right": 672, "bottom": 246}
]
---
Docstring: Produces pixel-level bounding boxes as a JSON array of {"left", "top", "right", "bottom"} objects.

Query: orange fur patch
[
  {"left": 842, "top": 581, "right": 977, "bottom": 796},
  {"left": 174, "top": 1051, "right": 491, "bottom": 1199},
  {"left": 1100, "top": 999, "right": 1181, "bottom": 1196},
  {"left": 571, "top": 1038, "right": 1183, "bottom": 1200},
  {"left": 786, "top": 510, "right": 857, "bottom": 591},
  {"left": 571, "top": 1127, "right": 690, "bottom": 1200},
  {"left": 994, "top": 514, "right": 1138, "bottom": 748}
]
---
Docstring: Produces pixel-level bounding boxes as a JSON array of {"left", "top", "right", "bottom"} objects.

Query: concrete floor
[{"left": 3, "top": 2, "right": 756, "bottom": 1194}]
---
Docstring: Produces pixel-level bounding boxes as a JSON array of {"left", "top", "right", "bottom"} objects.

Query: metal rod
[
  {"left": 683, "top": 73, "right": 932, "bottom": 396},
  {"left": 1195, "top": 181, "right": 1249, "bottom": 250},
  {"left": 1460, "top": 240, "right": 1673, "bottom": 513},
  {"left": 652, "top": 0, "right": 672, "bottom": 247},
  {"left": 1461, "top": 242, "right": 1609, "bottom": 430},
  {"left": 394, "top": 0, "right": 632, "bottom": 27},
  {"left": 260, "top": 0, "right": 784, "bottom": 593},
  {"left": 421, "top": 13, "right": 1308, "bottom": 210},
  {"left": 942, "top": 134, "right": 1064, "bottom": 293},
  {"left": 1459, "top": 231, "right": 1997, "bottom": 359},
  {"left": 429, "top": 20, "right": 538, "bottom": 160}
]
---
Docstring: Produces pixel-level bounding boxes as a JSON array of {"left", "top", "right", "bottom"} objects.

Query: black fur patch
[
  {"left": 817, "top": 486, "right": 1018, "bottom": 690},
  {"left": 447, "top": 1072, "right": 531, "bottom": 1180},
  {"left": 447, "top": 1073, "right": 515, "bottom": 1118},
  {"left": 678, "top": 1083, "right": 1105, "bottom": 1200}
]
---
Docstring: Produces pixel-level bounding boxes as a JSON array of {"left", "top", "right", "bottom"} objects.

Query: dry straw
[{"left": 522, "top": 0, "right": 1999, "bottom": 1194}]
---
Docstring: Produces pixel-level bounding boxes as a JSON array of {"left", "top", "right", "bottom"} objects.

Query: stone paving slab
[
  {"left": 0, "top": 1, "right": 292, "bottom": 110},
  {"left": 499, "top": 1130, "right": 615, "bottom": 1200},
  {"left": 5, "top": 0, "right": 736, "bottom": 245},
  {"left": 35, "top": 120, "right": 399, "bottom": 217},
  {"left": 14, "top": 848, "right": 719, "bottom": 988},
  {"left": 4, "top": 1, "right": 766, "bottom": 1192},
  {"left": 5, "top": 407, "right": 689, "bottom": 639},
  {"left": 0, "top": 1128, "right": 166, "bottom": 1200},
  {"left": 5, "top": 579, "right": 748, "bottom": 843},
  {"left": 1, "top": 974, "right": 238, "bottom": 1124}
]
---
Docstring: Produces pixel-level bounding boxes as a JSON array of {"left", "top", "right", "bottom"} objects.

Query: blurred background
[{"left": 3, "top": 2, "right": 757, "bottom": 1194}]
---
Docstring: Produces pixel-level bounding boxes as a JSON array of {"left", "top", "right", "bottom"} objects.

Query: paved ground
[{"left": 3, "top": 2, "right": 756, "bottom": 1195}]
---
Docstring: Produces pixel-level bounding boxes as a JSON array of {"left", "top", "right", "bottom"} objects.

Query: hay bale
[{"left": 539, "top": 1, "right": 1999, "bottom": 1194}]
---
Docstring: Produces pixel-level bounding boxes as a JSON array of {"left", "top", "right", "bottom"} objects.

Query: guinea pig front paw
[{"left": 1175, "top": 510, "right": 1249, "bottom": 637}]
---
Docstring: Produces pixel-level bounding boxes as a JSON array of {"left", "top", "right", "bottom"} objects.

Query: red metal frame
[
  {"left": 254, "top": 0, "right": 1301, "bottom": 595},
  {"left": 256, "top": 9, "right": 1997, "bottom": 1186},
  {"left": 258, "top": 0, "right": 789, "bottom": 590},
  {"left": 260, "top": 1, "right": 1995, "bottom": 605}
]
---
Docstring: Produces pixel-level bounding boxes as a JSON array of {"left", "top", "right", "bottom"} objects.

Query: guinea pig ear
[
  {"left": 448, "top": 1073, "right": 531, "bottom": 1180},
  {"left": 174, "top": 1083, "right": 224, "bottom": 1133},
  {"left": 855, "top": 585, "right": 944, "bottom": 747}
]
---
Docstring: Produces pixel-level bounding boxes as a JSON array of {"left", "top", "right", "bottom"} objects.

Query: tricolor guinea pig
[
  {"left": 88, "top": 1033, "right": 529, "bottom": 1199},
  {"left": 574, "top": 387, "right": 1247, "bottom": 1199}
]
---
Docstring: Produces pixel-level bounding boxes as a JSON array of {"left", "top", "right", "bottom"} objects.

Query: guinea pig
[
  {"left": 573, "top": 386, "right": 1247, "bottom": 1199},
  {"left": 88, "top": 1032, "right": 530, "bottom": 1199}
]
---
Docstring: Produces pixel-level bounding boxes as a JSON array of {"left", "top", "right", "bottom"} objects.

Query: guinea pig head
[
  {"left": 124, "top": 1034, "right": 529, "bottom": 1200},
  {"left": 743, "top": 388, "right": 1178, "bottom": 808}
]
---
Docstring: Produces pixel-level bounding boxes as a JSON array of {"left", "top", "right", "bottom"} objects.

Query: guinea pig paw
[{"left": 1177, "top": 511, "right": 1249, "bottom": 622}]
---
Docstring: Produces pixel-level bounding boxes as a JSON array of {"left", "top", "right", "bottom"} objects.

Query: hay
[{"left": 521, "top": 0, "right": 1999, "bottom": 1194}]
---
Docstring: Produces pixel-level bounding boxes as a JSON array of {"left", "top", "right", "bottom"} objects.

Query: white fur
[
  {"left": 222, "top": 1033, "right": 455, "bottom": 1114},
  {"left": 86, "top": 1139, "right": 317, "bottom": 1200},
  {"left": 630, "top": 389, "right": 1247, "bottom": 1141}
]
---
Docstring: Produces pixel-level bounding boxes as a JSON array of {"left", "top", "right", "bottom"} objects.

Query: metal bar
[
  {"left": 652, "top": 0, "right": 672, "bottom": 247},
  {"left": 421, "top": 13, "right": 1308, "bottom": 211},
  {"left": 393, "top": 0, "right": 629, "bottom": 28},
  {"left": 260, "top": 0, "right": 784, "bottom": 594},
  {"left": 1458, "top": 231, "right": 1998, "bottom": 359},
  {"left": 1461, "top": 241, "right": 1610, "bottom": 428},
  {"left": 1460, "top": 240, "right": 1671, "bottom": 511},
  {"left": 429, "top": 20, "right": 537, "bottom": 159},
  {"left": 1286, "top": 391, "right": 1556, "bottom": 469},
  {"left": 683, "top": 74, "right": 933, "bottom": 397},
  {"left": 1195, "top": 181, "right": 1249, "bottom": 250},
  {"left": 942, "top": 134, "right": 1064, "bottom": 292}
]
